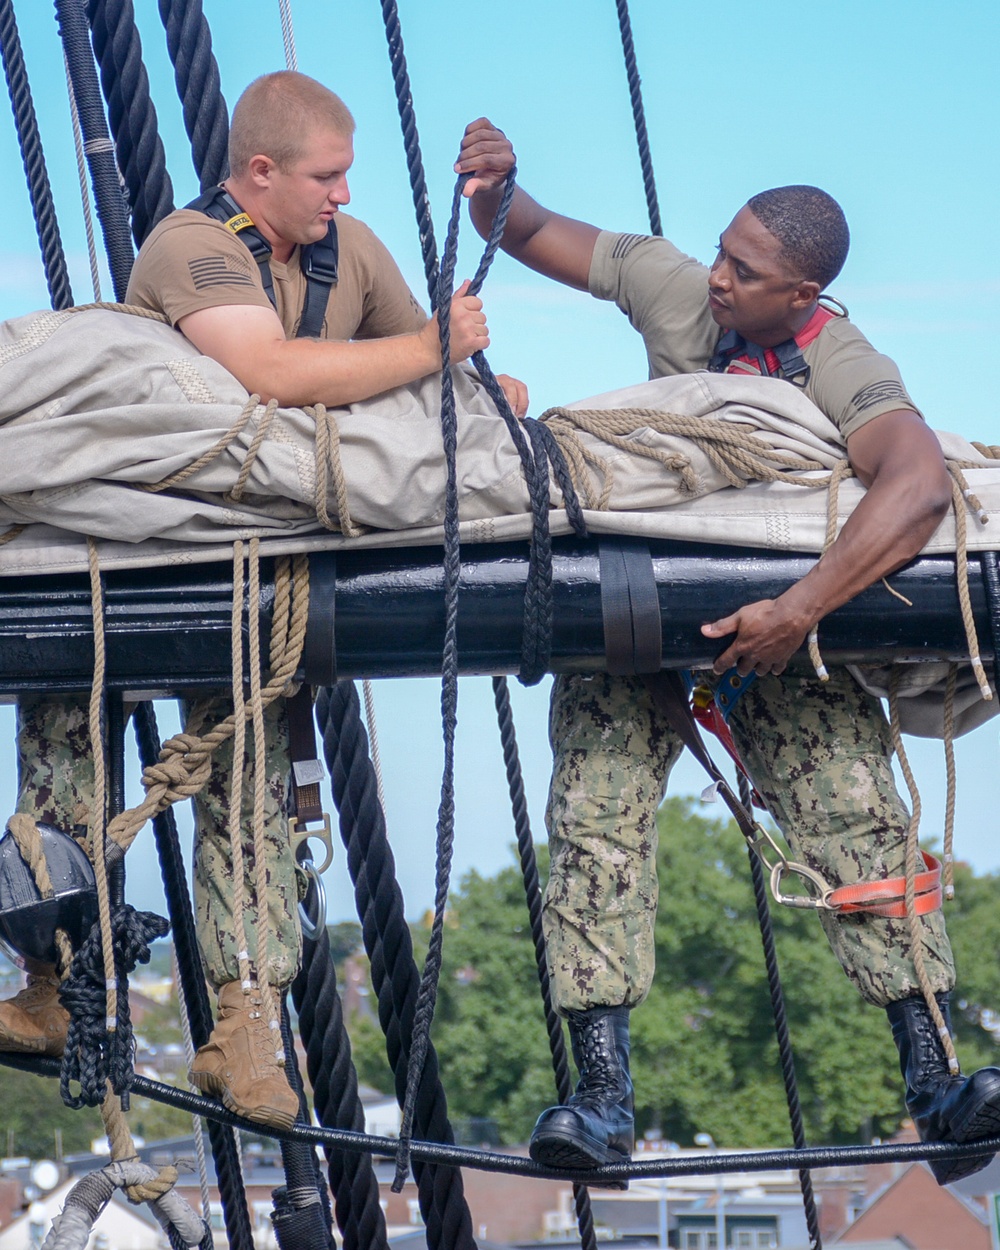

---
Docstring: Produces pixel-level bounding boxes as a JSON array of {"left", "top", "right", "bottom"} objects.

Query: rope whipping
[
  {"left": 315, "top": 682, "right": 477, "bottom": 1250},
  {"left": 135, "top": 701, "right": 255, "bottom": 1250},
  {"left": 491, "top": 677, "right": 599, "bottom": 1250},
  {"left": 156, "top": 0, "right": 229, "bottom": 190},
  {"left": 738, "top": 775, "right": 822, "bottom": 1250},
  {"left": 0, "top": 0, "right": 73, "bottom": 309},
  {"left": 54, "top": 0, "right": 134, "bottom": 298},
  {"left": 613, "top": 0, "right": 662, "bottom": 236},
  {"left": 85, "top": 0, "right": 175, "bottom": 247}
]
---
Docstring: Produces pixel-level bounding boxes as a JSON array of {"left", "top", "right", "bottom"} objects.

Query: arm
[
  {"left": 178, "top": 280, "right": 490, "bottom": 407},
  {"left": 701, "top": 409, "right": 953, "bottom": 675},
  {"left": 456, "top": 118, "right": 600, "bottom": 291}
]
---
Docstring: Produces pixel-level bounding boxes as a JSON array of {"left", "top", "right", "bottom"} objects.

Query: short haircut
[
  {"left": 229, "top": 71, "right": 355, "bottom": 175},
  {"left": 747, "top": 185, "right": 850, "bottom": 290}
]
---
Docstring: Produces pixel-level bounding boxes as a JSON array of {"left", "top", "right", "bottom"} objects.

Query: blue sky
[{"left": 0, "top": 1, "right": 998, "bottom": 925}]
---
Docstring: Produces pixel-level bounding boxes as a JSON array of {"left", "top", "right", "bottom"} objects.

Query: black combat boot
[
  {"left": 529, "top": 1006, "right": 634, "bottom": 1178},
  {"left": 887, "top": 992, "right": 1000, "bottom": 1184}
]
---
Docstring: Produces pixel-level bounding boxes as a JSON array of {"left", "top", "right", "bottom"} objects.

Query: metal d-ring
[{"left": 298, "top": 858, "right": 328, "bottom": 941}]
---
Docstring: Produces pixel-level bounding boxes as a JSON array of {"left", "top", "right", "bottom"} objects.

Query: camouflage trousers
[
  {"left": 15, "top": 691, "right": 302, "bottom": 991},
  {"left": 543, "top": 668, "right": 955, "bottom": 1013}
]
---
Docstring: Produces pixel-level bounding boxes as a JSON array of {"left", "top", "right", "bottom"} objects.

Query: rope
[
  {"left": 135, "top": 702, "right": 255, "bottom": 1250},
  {"left": 888, "top": 669, "right": 959, "bottom": 1074},
  {"left": 0, "top": 0, "right": 74, "bottom": 309},
  {"left": 738, "top": 775, "right": 823, "bottom": 1250},
  {"left": 491, "top": 677, "right": 599, "bottom": 1250},
  {"left": 65, "top": 54, "right": 102, "bottom": 300},
  {"left": 156, "top": 0, "right": 229, "bottom": 190},
  {"left": 225, "top": 543, "right": 254, "bottom": 995},
  {"left": 379, "top": 0, "right": 439, "bottom": 303},
  {"left": 277, "top": 0, "right": 297, "bottom": 71},
  {"left": 942, "top": 664, "right": 957, "bottom": 899},
  {"left": 85, "top": 0, "right": 176, "bottom": 247},
  {"left": 613, "top": 0, "right": 662, "bottom": 237},
  {"left": 315, "top": 682, "right": 477, "bottom": 1250},
  {"left": 361, "top": 681, "right": 388, "bottom": 814},
  {"left": 54, "top": 0, "right": 134, "bottom": 299},
  {"left": 291, "top": 908, "right": 390, "bottom": 1250}
]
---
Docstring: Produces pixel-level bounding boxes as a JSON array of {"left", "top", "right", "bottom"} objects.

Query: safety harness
[
  {"left": 643, "top": 672, "right": 943, "bottom": 918},
  {"left": 186, "top": 186, "right": 339, "bottom": 339},
  {"left": 706, "top": 297, "right": 847, "bottom": 385}
]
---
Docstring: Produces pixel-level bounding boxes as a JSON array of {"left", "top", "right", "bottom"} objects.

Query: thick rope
[
  {"left": 54, "top": 0, "right": 134, "bottom": 299},
  {"left": 888, "top": 670, "right": 959, "bottom": 1073},
  {"left": 0, "top": 0, "right": 74, "bottom": 309},
  {"left": 315, "top": 682, "right": 476, "bottom": 1250},
  {"left": 156, "top": 0, "right": 229, "bottom": 190},
  {"left": 613, "top": 0, "right": 662, "bottom": 237},
  {"left": 85, "top": 0, "right": 176, "bottom": 247},
  {"left": 738, "top": 775, "right": 823, "bottom": 1249},
  {"left": 491, "top": 677, "right": 599, "bottom": 1250},
  {"left": 225, "top": 542, "right": 254, "bottom": 995}
]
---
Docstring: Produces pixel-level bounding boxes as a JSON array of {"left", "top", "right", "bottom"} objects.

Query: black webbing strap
[
  {"left": 981, "top": 550, "right": 1000, "bottom": 695},
  {"left": 642, "top": 670, "right": 759, "bottom": 844},
  {"left": 287, "top": 684, "right": 324, "bottom": 827},
  {"left": 599, "top": 536, "right": 662, "bottom": 675}
]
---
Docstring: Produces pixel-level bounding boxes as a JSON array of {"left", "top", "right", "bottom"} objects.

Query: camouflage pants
[
  {"left": 15, "top": 691, "right": 302, "bottom": 990},
  {"left": 543, "top": 668, "right": 955, "bottom": 1013}
]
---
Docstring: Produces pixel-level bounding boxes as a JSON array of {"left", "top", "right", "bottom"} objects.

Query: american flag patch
[{"left": 187, "top": 255, "right": 256, "bottom": 290}]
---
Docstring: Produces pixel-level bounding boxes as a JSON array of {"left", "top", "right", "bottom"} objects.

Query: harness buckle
[{"left": 289, "top": 812, "right": 334, "bottom": 875}]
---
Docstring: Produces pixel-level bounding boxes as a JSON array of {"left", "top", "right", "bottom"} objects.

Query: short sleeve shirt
[
  {"left": 126, "top": 208, "right": 427, "bottom": 342},
  {"left": 588, "top": 231, "right": 919, "bottom": 440}
]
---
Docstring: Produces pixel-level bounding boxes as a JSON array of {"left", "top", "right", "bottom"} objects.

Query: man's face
[
  {"left": 263, "top": 126, "right": 354, "bottom": 247},
  {"left": 707, "top": 206, "right": 809, "bottom": 345}
]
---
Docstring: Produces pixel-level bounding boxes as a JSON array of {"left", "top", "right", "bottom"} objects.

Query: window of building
[{"left": 757, "top": 1234, "right": 777, "bottom": 1248}]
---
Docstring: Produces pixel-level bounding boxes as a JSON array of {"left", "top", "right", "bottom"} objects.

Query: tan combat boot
[
  {"left": 189, "top": 982, "right": 298, "bottom": 1130},
  {"left": 0, "top": 969, "right": 69, "bottom": 1056}
]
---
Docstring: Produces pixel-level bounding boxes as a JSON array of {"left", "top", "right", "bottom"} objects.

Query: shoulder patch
[
  {"left": 611, "top": 233, "right": 649, "bottom": 260},
  {"left": 187, "top": 254, "right": 256, "bottom": 291},
  {"left": 850, "top": 380, "right": 912, "bottom": 413}
]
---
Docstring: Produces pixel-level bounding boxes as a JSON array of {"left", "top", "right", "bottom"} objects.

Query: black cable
[
  {"left": 54, "top": 0, "right": 134, "bottom": 299},
  {"left": 614, "top": 0, "right": 662, "bottom": 236},
  {"left": 492, "top": 677, "right": 599, "bottom": 1250},
  {"left": 0, "top": 0, "right": 74, "bottom": 309},
  {"left": 738, "top": 774, "right": 823, "bottom": 1250}
]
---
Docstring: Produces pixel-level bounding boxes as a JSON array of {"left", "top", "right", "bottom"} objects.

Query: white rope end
[
  {"left": 971, "top": 656, "right": 993, "bottom": 700},
  {"left": 945, "top": 884, "right": 955, "bottom": 899},
  {"left": 815, "top": 663, "right": 829, "bottom": 681},
  {"left": 240, "top": 978, "right": 253, "bottom": 992},
  {"left": 948, "top": 1054, "right": 961, "bottom": 1076},
  {"left": 268, "top": 1018, "right": 280, "bottom": 1031},
  {"left": 106, "top": 1017, "right": 117, "bottom": 1032}
]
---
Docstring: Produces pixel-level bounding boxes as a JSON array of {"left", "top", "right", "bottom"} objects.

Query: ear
[
  {"left": 247, "top": 154, "right": 274, "bottom": 188},
  {"left": 790, "top": 279, "right": 821, "bottom": 310}
]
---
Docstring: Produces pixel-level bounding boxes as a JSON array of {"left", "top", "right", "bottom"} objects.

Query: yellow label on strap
[{"left": 223, "top": 212, "right": 254, "bottom": 233}]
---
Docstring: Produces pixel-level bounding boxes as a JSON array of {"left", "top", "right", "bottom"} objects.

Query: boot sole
[
  {"left": 929, "top": 1098, "right": 1000, "bottom": 1185},
  {"left": 530, "top": 1128, "right": 631, "bottom": 1190},
  {"left": 189, "top": 1068, "right": 297, "bottom": 1132}
]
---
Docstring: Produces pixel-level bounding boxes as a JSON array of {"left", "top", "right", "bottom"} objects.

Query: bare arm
[
  {"left": 701, "top": 409, "right": 953, "bottom": 675},
  {"left": 177, "top": 280, "right": 490, "bottom": 408},
  {"left": 456, "top": 117, "right": 600, "bottom": 291}
]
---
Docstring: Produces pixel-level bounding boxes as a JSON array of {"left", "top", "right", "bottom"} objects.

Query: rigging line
[
  {"left": 277, "top": 0, "right": 297, "bottom": 71},
  {"left": 65, "top": 52, "right": 102, "bottom": 301},
  {"left": 361, "top": 679, "right": 387, "bottom": 815},
  {"left": 0, "top": 0, "right": 74, "bottom": 309},
  {"left": 614, "top": 0, "right": 662, "bottom": 237}
]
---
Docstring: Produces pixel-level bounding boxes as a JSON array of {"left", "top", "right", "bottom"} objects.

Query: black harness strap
[
  {"left": 186, "top": 186, "right": 338, "bottom": 338},
  {"left": 599, "top": 536, "right": 662, "bottom": 675},
  {"left": 708, "top": 327, "right": 811, "bottom": 385}
]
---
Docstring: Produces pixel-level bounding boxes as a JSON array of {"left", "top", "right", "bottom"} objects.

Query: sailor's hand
[
  {"left": 456, "top": 118, "right": 516, "bottom": 197},
  {"left": 701, "top": 599, "right": 812, "bottom": 677},
  {"left": 422, "top": 280, "right": 490, "bottom": 364},
  {"left": 495, "top": 373, "right": 528, "bottom": 418}
]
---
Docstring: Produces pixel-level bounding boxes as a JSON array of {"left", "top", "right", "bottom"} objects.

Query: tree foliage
[{"left": 347, "top": 797, "right": 1000, "bottom": 1149}]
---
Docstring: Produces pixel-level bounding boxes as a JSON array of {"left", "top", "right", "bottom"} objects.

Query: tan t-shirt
[
  {"left": 126, "top": 208, "right": 427, "bottom": 342},
  {"left": 589, "top": 231, "right": 919, "bottom": 440}
]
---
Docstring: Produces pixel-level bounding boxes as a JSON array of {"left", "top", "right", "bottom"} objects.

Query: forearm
[{"left": 775, "top": 467, "right": 952, "bottom": 632}]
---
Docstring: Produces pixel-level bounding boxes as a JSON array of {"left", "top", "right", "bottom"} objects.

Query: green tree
[{"left": 0, "top": 1066, "right": 102, "bottom": 1158}]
